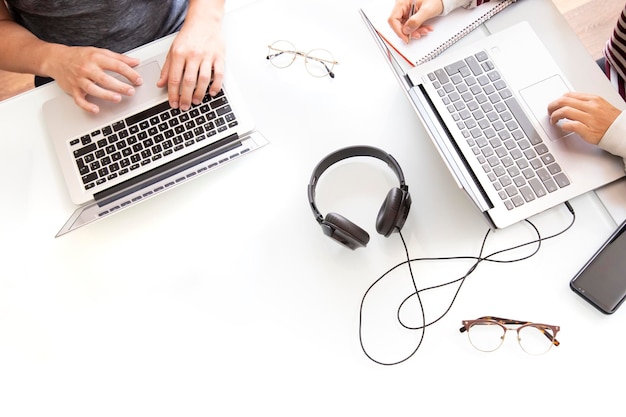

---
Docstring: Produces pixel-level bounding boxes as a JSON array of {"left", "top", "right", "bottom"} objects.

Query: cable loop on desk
[{"left": 358, "top": 201, "right": 576, "bottom": 365}]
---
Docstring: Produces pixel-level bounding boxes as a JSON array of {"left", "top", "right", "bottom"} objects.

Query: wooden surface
[
  {"left": 553, "top": 0, "right": 623, "bottom": 61},
  {"left": 0, "top": 0, "right": 620, "bottom": 101}
]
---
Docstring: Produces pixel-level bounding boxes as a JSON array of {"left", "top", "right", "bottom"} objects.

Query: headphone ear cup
[
  {"left": 323, "top": 212, "right": 370, "bottom": 249},
  {"left": 376, "top": 187, "right": 407, "bottom": 237}
]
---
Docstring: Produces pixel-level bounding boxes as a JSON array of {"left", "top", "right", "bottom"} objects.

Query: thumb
[{"left": 402, "top": 8, "right": 437, "bottom": 35}]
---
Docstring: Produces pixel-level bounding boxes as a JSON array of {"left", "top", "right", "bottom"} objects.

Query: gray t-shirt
[{"left": 6, "top": 0, "right": 188, "bottom": 53}]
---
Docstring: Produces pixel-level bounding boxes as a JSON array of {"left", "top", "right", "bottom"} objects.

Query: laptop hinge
[
  {"left": 94, "top": 133, "right": 241, "bottom": 207},
  {"left": 403, "top": 73, "right": 415, "bottom": 88}
]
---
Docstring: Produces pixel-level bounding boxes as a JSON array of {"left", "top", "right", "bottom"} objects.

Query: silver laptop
[
  {"left": 361, "top": 13, "right": 625, "bottom": 229},
  {"left": 42, "top": 44, "right": 267, "bottom": 237}
]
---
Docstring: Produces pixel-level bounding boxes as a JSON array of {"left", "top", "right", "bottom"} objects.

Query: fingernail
[
  {"left": 192, "top": 98, "right": 201, "bottom": 105},
  {"left": 135, "top": 76, "right": 143, "bottom": 85},
  {"left": 171, "top": 101, "right": 178, "bottom": 109}
]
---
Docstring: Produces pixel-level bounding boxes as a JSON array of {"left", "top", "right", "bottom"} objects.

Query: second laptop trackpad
[{"left": 519, "top": 75, "right": 574, "bottom": 141}]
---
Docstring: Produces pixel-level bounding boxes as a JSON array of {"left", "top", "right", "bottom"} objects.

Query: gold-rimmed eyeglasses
[
  {"left": 460, "top": 316, "right": 560, "bottom": 355},
  {"left": 266, "top": 40, "right": 338, "bottom": 78}
]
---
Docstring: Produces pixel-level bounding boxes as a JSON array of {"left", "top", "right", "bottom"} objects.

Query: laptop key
[
  {"left": 82, "top": 172, "right": 98, "bottom": 184},
  {"left": 74, "top": 143, "right": 97, "bottom": 158},
  {"left": 529, "top": 178, "right": 547, "bottom": 197},
  {"left": 554, "top": 173, "right": 571, "bottom": 188}
]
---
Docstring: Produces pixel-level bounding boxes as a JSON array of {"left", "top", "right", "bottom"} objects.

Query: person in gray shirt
[{"left": 0, "top": 0, "right": 225, "bottom": 114}]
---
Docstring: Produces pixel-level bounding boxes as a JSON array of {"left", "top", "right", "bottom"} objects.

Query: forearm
[
  {"left": 0, "top": 19, "right": 66, "bottom": 76},
  {"left": 183, "top": 0, "right": 225, "bottom": 29}
]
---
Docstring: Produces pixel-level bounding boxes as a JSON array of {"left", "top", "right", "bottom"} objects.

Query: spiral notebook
[{"left": 360, "top": 0, "right": 515, "bottom": 67}]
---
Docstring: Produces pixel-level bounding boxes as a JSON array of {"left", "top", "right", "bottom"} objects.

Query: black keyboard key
[
  {"left": 125, "top": 100, "right": 171, "bottom": 127},
  {"left": 82, "top": 172, "right": 98, "bottom": 184},
  {"left": 112, "top": 121, "right": 126, "bottom": 132},
  {"left": 210, "top": 96, "right": 228, "bottom": 109},
  {"left": 74, "top": 143, "right": 96, "bottom": 158},
  {"left": 216, "top": 105, "right": 232, "bottom": 116}
]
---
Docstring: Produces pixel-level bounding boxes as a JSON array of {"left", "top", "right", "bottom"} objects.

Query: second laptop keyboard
[
  {"left": 427, "top": 51, "right": 571, "bottom": 211},
  {"left": 70, "top": 90, "right": 238, "bottom": 192}
]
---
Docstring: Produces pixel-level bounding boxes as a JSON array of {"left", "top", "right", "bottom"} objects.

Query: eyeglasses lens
[
  {"left": 305, "top": 48, "right": 335, "bottom": 77},
  {"left": 518, "top": 325, "right": 555, "bottom": 355},
  {"left": 268, "top": 40, "right": 296, "bottom": 68},
  {"left": 467, "top": 322, "right": 505, "bottom": 352}
]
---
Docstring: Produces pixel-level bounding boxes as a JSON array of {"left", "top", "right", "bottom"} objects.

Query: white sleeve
[
  {"left": 598, "top": 111, "right": 626, "bottom": 170},
  {"left": 441, "top": 0, "right": 473, "bottom": 15}
]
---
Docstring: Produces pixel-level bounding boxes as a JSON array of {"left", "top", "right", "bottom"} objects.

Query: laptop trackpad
[
  {"left": 519, "top": 75, "right": 574, "bottom": 141},
  {"left": 88, "top": 60, "right": 166, "bottom": 119}
]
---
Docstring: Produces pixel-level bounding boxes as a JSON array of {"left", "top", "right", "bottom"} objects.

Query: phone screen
[{"left": 570, "top": 220, "right": 626, "bottom": 314}]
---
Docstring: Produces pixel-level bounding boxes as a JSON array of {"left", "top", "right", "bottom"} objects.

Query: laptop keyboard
[
  {"left": 69, "top": 90, "right": 238, "bottom": 192},
  {"left": 427, "top": 51, "right": 571, "bottom": 211}
]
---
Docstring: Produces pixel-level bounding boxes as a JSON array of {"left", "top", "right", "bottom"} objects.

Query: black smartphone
[{"left": 570, "top": 219, "right": 626, "bottom": 314}]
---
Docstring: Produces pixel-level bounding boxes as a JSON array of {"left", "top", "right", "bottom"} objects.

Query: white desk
[{"left": 1, "top": 0, "right": 626, "bottom": 415}]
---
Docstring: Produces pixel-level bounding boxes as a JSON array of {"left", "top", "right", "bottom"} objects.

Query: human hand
[
  {"left": 157, "top": 17, "right": 225, "bottom": 111},
  {"left": 47, "top": 45, "right": 143, "bottom": 114},
  {"left": 547, "top": 92, "right": 622, "bottom": 145},
  {"left": 388, "top": 0, "right": 443, "bottom": 44}
]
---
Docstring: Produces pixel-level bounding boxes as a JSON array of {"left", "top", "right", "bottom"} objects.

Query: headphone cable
[{"left": 358, "top": 201, "right": 576, "bottom": 365}]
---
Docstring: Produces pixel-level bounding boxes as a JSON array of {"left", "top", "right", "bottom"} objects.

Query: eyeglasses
[
  {"left": 459, "top": 316, "right": 560, "bottom": 355},
  {"left": 266, "top": 40, "right": 338, "bottom": 78}
]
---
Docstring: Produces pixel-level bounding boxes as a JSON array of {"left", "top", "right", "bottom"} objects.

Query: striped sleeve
[{"left": 604, "top": 6, "right": 626, "bottom": 100}]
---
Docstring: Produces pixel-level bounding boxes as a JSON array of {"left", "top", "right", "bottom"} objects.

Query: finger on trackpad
[
  {"left": 519, "top": 74, "right": 574, "bottom": 141},
  {"left": 88, "top": 60, "right": 166, "bottom": 116}
]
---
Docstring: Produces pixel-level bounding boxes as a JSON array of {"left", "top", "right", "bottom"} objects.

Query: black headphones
[{"left": 307, "top": 146, "right": 412, "bottom": 250}]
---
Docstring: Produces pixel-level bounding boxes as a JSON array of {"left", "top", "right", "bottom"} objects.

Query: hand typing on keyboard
[
  {"left": 156, "top": 3, "right": 225, "bottom": 112},
  {"left": 45, "top": 46, "right": 144, "bottom": 115},
  {"left": 0, "top": 0, "right": 226, "bottom": 114}
]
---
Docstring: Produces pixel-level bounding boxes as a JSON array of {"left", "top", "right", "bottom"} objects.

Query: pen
[{"left": 408, "top": 0, "right": 416, "bottom": 41}]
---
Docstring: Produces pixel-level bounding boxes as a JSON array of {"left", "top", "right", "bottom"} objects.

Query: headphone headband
[{"left": 308, "top": 146, "right": 407, "bottom": 222}]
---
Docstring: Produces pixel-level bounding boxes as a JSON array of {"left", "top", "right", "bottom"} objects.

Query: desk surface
[{"left": 1, "top": 0, "right": 626, "bottom": 415}]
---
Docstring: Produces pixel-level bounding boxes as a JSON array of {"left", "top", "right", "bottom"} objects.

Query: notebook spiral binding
[{"left": 415, "top": 0, "right": 516, "bottom": 66}]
